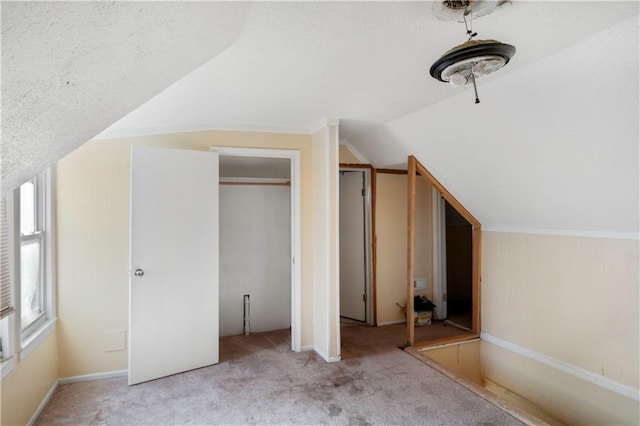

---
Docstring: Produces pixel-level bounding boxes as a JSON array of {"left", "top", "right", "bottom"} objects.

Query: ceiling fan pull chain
[{"left": 470, "top": 71, "right": 480, "bottom": 104}]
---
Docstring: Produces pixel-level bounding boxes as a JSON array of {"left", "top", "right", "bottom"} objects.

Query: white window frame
[
  {"left": 2, "top": 169, "right": 57, "bottom": 371},
  {"left": 20, "top": 168, "right": 56, "bottom": 359},
  {"left": 20, "top": 173, "right": 47, "bottom": 337}
]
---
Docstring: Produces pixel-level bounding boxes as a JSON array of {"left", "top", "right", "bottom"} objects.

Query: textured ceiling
[
  {"left": 1, "top": 1, "right": 249, "bottom": 195},
  {"left": 2, "top": 1, "right": 638, "bottom": 233}
]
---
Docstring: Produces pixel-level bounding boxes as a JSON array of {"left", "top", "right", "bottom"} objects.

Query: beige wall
[
  {"left": 1, "top": 331, "right": 59, "bottom": 426},
  {"left": 338, "top": 145, "right": 363, "bottom": 164},
  {"left": 375, "top": 173, "right": 432, "bottom": 324},
  {"left": 56, "top": 130, "right": 315, "bottom": 377},
  {"left": 415, "top": 177, "right": 433, "bottom": 301},
  {"left": 481, "top": 231, "right": 639, "bottom": 425}
]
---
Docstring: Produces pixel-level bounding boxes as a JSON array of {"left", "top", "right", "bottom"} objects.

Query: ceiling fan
[{"left": 430, "top": 0, "right": 515, "bottom": 104}]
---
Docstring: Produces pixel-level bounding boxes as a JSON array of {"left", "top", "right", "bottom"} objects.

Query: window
[
  {"left": 19, "top": 170, "right": 55, "bottom": 349},
  {"left": 19, "top": 176, "right": 47, "bottom": 337},
  {"left": 2, "top": 169, "right": 55, "bottom": 368}
]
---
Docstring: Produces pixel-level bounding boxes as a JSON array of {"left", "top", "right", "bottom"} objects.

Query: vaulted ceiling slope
[
  {"left": 385, "top": 15, "right": 639, "bottom": 234},
  {"left": 98, "top": 1, "right": 635, "bottom": 140},
  {"left": 1, "top": 1, "right": 249, "bottom": 196},
  {"left": 2, "top": 2, "right": 638, "bottom": 234}
]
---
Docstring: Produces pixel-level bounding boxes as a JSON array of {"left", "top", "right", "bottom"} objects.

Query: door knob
[{"left": 134, "top": 268, "right": 144, "bottom": 277}]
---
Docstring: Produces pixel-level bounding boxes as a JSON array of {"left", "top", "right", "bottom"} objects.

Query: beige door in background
[{"left": 129, "top": 146, "right": 219, "bottom": 385}]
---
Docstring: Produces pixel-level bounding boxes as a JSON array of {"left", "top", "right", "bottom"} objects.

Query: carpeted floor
[{"left": 35, "top": 325, "right": 522, "bottom": 425}]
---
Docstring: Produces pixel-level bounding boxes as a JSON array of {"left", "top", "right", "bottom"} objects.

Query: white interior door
[
  {"left": 339, "top": 171, "right": 366, "bottom": 321},
  {"left": 129, "top": 146, "right": 219, "bottom": 385}
]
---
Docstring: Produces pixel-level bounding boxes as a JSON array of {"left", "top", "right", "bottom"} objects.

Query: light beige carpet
[{"left": 35, "top": 325, "right": 522, "bottom": 425}]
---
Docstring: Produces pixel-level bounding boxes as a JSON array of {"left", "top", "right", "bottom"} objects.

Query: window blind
[{"left": 0, "top": 196, "right": 13, "bottom": 318}]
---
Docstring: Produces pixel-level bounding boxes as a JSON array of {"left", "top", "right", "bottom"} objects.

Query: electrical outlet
[{"left": 414, "top": 278, "right": 427, "bottom": 290}]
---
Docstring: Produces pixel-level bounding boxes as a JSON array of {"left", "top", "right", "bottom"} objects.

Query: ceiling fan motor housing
[{"left": 430, "top": 40, "right": 516, "bottom": 83}]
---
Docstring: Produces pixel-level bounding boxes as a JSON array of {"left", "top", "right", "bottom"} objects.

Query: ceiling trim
[
  {"left": 95, "top": 122, "right": 312, "bottom": 140},
  {"left": 482, "top": 226, "right": 640, "bottom": 241}
]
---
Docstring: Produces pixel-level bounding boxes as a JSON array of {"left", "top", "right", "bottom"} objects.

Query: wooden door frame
[
  {"left": 212, "top": 147, "right": 302, "bottom": 352},
  {"left": 406, "top": 155, "right": 481, "bottom": 347},
  {"left": 339, "top": 163, "right": 376, "bottom": 325}
]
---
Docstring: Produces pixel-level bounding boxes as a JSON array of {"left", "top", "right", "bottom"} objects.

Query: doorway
[
  {"left": 432, "top": 195, "right": 473, "bottom": 330},
  {"left": 212, "top": 147, "right": 302, "bottom": 352},
  {"left": 339, "top": 167, "right": 374, "bottom": 325},
  {"left": 218, "top": 157, "right": 291, "bottom": 337},
  {"left": 406, "top": 155, "right": 481, "bottom": 347},
  {"left": 443, "top": 200, "right": 473, "bottom": 330}
]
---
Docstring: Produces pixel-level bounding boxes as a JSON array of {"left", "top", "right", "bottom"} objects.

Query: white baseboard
[
  {"left": 58, "top": 369, "right": 128, "bottom": 385},
  {"left": 301, "top": 344, "right": 314, "bottom": 352},
  {"left": 481, "top": 332, "right": 640, "bottom": 402},
  {"left": 314, "top": 347, "right": 329, "bottom": 362},
  {"left": 377, "top": 319, "right": 406, "bottom": 326},
  {"left": 27, "top": 380, "right": 58, "bottom": 426},
  {"left": 313, "top": 347, "right": 341, "bottom": 363}
]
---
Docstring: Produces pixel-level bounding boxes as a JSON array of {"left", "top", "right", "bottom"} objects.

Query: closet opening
[
  {"left": 407, "top": 155, "right": 480, "bottom": 348},
  {"left": 213, "top": 147, "right": 302, "bottom": 354},
  {"left": 338, "top": 165, "right": 375, "bottom": 326}
]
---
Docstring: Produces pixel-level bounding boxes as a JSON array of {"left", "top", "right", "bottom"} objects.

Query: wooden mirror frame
[{"left": 406, "top": 155, "right": 481, "bottom": 347}]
